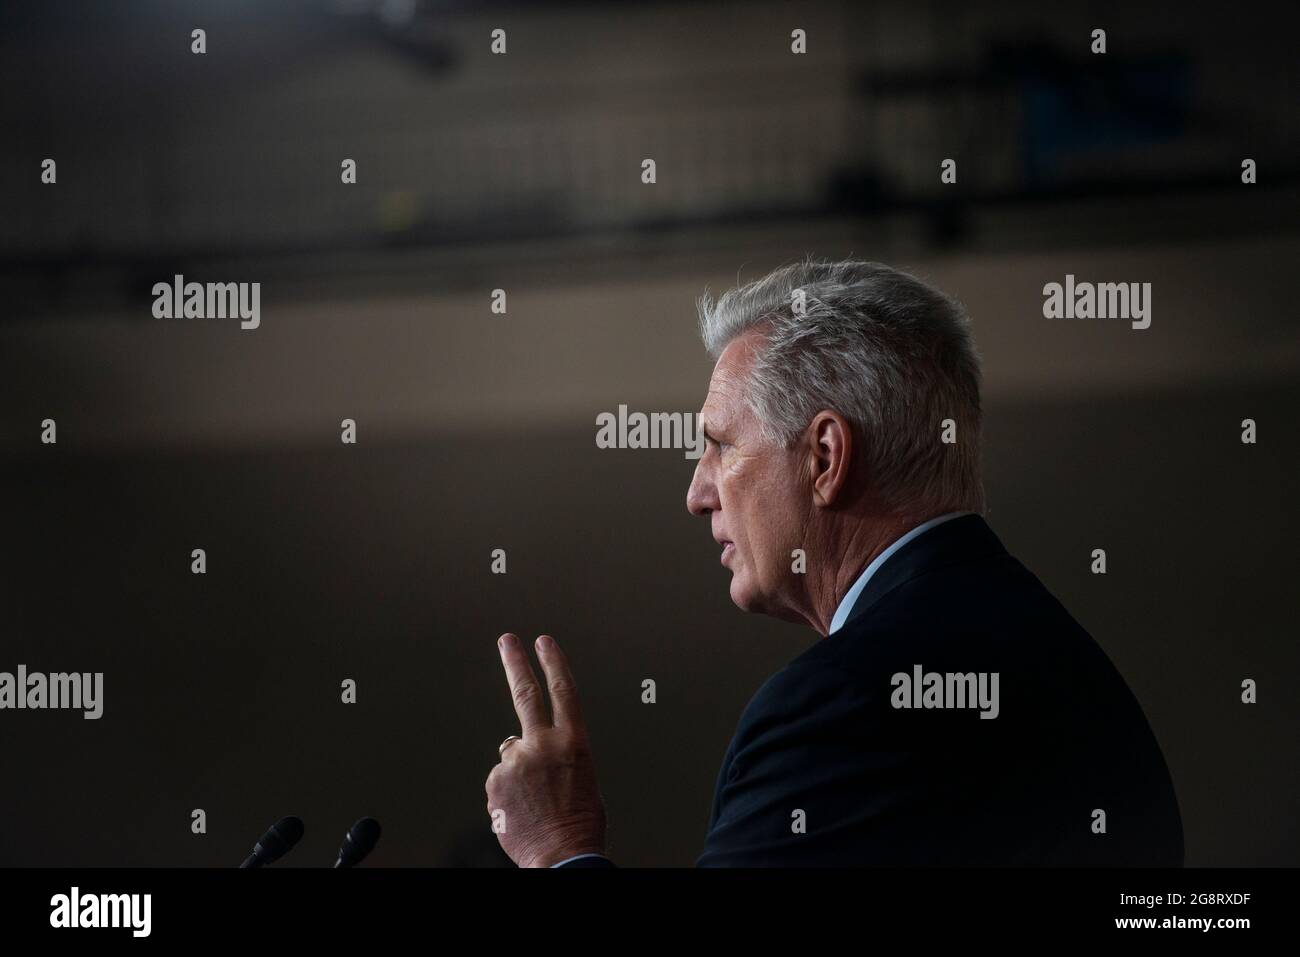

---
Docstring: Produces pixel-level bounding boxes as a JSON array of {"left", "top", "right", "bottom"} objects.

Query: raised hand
[{"left": 485, "top": 633, "right": 607, "bottom": 868}]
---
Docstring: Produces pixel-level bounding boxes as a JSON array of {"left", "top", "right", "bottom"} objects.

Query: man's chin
[
  {"left": 728, "top": 576, "right": 761, "bottom": 613},
  {"left": 729, "top": 576, "right": 798, "bottom": 623}
]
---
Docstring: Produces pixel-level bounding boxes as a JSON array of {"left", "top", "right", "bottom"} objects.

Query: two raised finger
[{"left": 497, "top": 633, "right": 586, "bottom": 736}]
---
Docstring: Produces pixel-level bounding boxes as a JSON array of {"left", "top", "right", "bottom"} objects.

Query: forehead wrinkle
[
  {"left": 702, "top": 327, "right": 768, "bottom": 438},
  {"left": 703, "top": 380, "right": 740, "bottom": 432}
]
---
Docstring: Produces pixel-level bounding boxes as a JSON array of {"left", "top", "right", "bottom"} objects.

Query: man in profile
[{"left": 484, "top": 258, "right": 1184, "bottom": 867}]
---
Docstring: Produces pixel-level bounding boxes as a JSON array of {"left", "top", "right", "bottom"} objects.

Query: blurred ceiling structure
[{"left": 1, "top": 0, "right": 1296, "bottom": 451}]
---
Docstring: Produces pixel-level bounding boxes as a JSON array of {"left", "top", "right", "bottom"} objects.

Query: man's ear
[{"left": 806, "top": 410, "right": 853, "bottom": 507}]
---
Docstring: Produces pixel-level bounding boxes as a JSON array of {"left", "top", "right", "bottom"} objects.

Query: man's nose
[{"left": 686, "top": 459, "right": 717, "bottom": 516}]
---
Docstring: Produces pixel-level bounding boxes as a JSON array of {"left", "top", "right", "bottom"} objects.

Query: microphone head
[
  {"left": 337, "top": 817, "right": 382, "bottom": 867},
  {"left": 255, "top": 816, "right": 305, "bottom": 864}
]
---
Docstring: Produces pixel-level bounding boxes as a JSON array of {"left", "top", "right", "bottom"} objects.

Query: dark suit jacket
[
  {"left": 563, "top": 514, "right": 1183, "bottom": 867},
  {"left": 694, "top": 514, "right": 1183, "bottom": 866}
]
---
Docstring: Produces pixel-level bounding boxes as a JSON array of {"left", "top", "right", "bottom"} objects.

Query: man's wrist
[
  {"left": 548, "top": 851, "right": 610, "bottom": 868},
  {"left": 531, "top": 844, "right": 607, "bottom": 868}
]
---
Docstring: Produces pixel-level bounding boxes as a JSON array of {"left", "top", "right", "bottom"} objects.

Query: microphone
[
  {"left": 239, "top": 816, "right": 305, "bottom": 869},
  {"left": 333, "top": 817, "right": 382, "bottom": 868}
]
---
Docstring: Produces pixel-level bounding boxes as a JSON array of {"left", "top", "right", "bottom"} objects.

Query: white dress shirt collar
[{"left": 827, "top": 511, "right": 973, "bottom": 635}]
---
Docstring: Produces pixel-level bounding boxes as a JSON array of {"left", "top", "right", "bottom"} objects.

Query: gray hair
[{"left": 697, "top": 258, "right": 984, "bottom": 517}]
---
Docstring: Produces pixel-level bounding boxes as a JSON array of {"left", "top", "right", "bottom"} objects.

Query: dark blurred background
[{"left": 1, "top": 0, "right": 1297, "bottom": 867}]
